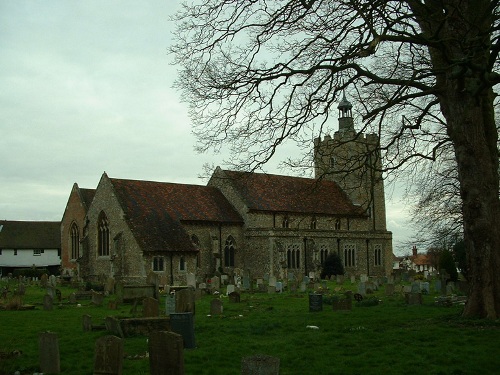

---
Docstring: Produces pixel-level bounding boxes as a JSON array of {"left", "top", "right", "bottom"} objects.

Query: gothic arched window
[
  {"left": 224, "top": 236, "right": 235, "bottom": 267},
  {"left": 70, "top": 222, "right": 79, "bottom": 260},
  {"left": 97, "top": 212, "right": 110, "bottom": 257}
]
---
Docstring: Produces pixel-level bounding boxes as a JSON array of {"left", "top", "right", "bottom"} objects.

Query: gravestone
[
  {"left": 403, "top": 285, "right": 412, "bottom": 294},
  {"left": 241, "top": 355, "right": 280, "bottom": 375},
  {"left": 105, "top": 277, "right": 115, "bottom": 294},
  {"left": 39, "top": 331, "right": 60, "bottom": 374},
  {"left": 69, "top": 292, "right": 77, "bottom": 304},
  {"left": 211, "top": 276, "right": 220, "bottom": 291},
  {"left": 165, "top": 294, "right": 176, "bottom": 315},
  {"left": 275, "top": 282, "right": 283, "bottom": 293},
  {"left": 105, "top": 316, "right": 124, "bottom": 338},
  {"left": 170, "top": 312, "right": 196, "bottom": 349},
  {"left": 149, "top": 331, "right": 184, "bottom": 375},
  {"left": 350, "top": 275, "right": 356, "bottom": 284},
  {"left": 300, "top": 282, "right": 306, "bottom": 292},
  {"left": 303, "top": 276, "right": 310, "bottom": 285},
  {"left": 210, "top": 299, "right": 223, "bottom": 315},
  {"left": 49, "top": 274, "right": 57, "bottom": 287},
  {"left": 358, "top": 282, "right": 366, "bottom": 297},
  {"left": 434, "top": 279, "right": 442, "bottom": 294},
  {"left": 360, "top": 274, "right": 368, "bottom": 283},
  {"left": 268, "top": 276, "right": 277, "bottom": 287},
  {"left": 92, "top": 290, "right": 104, "bottom": 306},
  {"left": 175, "top": 288, "right": 195, "bottom": 314},
  {"left": 289, "top": 282, "right": 298, "bottom": 293},
  {"left": 336, "top": 275, "right": 344, "bottom": 284},
  {"left": 46, "top": 286, "right": 55, "bottom": 299},
  {"left": 385, "top": 284, "right": 395, "bottom": 296},
  {"left": 308, "top": 271, "right": 315, "bottom": 280},
  {"left": 227, "top": 284, "right": 236, "bottom": 295},
  {"left": 94, "top": 335, "right": 123, "bottom": 375},
  {"left": 143, "top": 297, "right": 160, "bottom": 318},
  {"left": 242, "top": 275, "right": 251, "bottom": 291},
  {"left": 186, "top": 273, "right": 196, "bottom": 288},
  {"left": 40, "top": 274, "right": 48, "bottom": 288},
  {"left": 267, "top": 286, "right": 276, "bottom": 294},
  {"left": 256, "top": 278, "right": 264, "bottom": 287},
  {"left": 406, "top": 293, "right": 422, "bottom": 305},
  {"left": 420, "top": 282, "right": 430, "bottom": 294},
  {"left": 221, "top": 274, "right": 228, "bottom": 285},
  {"left": 83, "top": 314, "right": 93, "bottom": 332},
  {"left": 308, "top": 294, "right": 323, "bottom": 312},
  {"left": 263, "top": 273, "right": 269, "bottom": 283},
  {"left": 43, "top": 294, "right": 53, "bottom": 311},
  {"left": 229, "top": 291, "right": 241, "bottom": 303},
  {"left": 446, "top": 282, "right": 455, "bottom": 295},
  {"left": 288, "top": 272, "right": 295, "bottom": 282},
  {"left": 411, "top": 282, "right": 421, "bottom": 294},
  {"left": 332, "top": 298, "right": 352, "bottom": 311}
]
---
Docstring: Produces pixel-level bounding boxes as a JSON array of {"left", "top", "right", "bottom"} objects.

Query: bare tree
[{"left": 170, "top": 1, "right": 500, "bottom": 318}]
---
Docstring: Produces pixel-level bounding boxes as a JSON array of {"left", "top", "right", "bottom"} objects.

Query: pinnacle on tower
[{"left": 337, "top": 91, "right": 354, "bottom": 132}]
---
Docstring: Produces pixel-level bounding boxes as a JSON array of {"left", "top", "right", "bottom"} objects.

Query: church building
[{"left": 61, "top": 96, "right": 393, "bottom": 285}]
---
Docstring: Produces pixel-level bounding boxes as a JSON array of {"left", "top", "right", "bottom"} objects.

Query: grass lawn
[{"left": 0, "top": 280, "right": 498, "bottom": 374}]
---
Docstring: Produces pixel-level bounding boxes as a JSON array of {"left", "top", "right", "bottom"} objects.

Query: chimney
[{"left": 412, "top": 245, "right": 417, "bottom": 257}]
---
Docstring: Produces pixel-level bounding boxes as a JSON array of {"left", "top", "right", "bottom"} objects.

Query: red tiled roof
[
  {"left": 412, "top": 254, "right": 431, "bottom": 266},
  {"left": 109, "top": 178, "right": 243, "bottom": 253},
  {"left": 0, "top": 220, "right": 61, "bottom": 249},
  {"left": 219, "top": 170, "right": 365, "bottom": 216}
]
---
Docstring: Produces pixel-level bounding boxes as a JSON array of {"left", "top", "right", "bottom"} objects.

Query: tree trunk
[{"left": 412, "top": 0, "right": 500, "bottom": 319}]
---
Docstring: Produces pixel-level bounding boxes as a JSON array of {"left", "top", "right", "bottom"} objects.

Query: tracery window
[
  {"left": 224, "top": 236, "right": 235, "bottom": 267},
  {"left": 70, "top": 222, "right": 79, "bottom": 259},
  {"left": 97, "top": 212, "right": 110, "bottom": 257}
]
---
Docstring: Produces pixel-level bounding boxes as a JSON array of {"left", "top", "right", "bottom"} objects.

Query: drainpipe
[{"left": 169, "top": 253, "right": 174, "bottom": 285}]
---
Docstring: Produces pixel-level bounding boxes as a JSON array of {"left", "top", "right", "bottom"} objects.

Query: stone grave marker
[
  {"left": 288, "top": 272, "right": 295, "bottom": 282},
  {"left": 43, "top": 294, "right": 53, "bottom": 311},
  {"left": 143, "top": 297, "right": 160, "bottom": 317},
  {"left": 105, "top": 277, "right": 115, "bottom": 294},
  {"left": 93, "top": 335, "right": 123, "bottom": 375},
  {"left": 49, "top": 274, "right": 57, "bottom": 287},
  {"left": 105, "top": 316, "right": 124, "bottom": 338},
  {"left": 256, "top": 278, "right": 264, "bottom": 287},
  {"left": 165, "top": 294, "right": 176, "bottom": 315},
  {"left": 210, "top": 299, "right": 223, "bottom": 315},
  {"left": 385, "top": 284, "right": 395, "bottom": 296},
  {"left": 360, "top": 274, "right": 368, "bottom": 283},
  {"left": 149, "top": 331, "right": 184, "bottom": 375},
  {"left": 289, "top": 282, "right": 298, "bottom": 293},
  {"left": 336, "top": 275, "right": 344, "bottom": 284},
  {"left": 175, "top": 288, "right": 195, "bottom": 314},
  {"left": 275, "top": 282, "right": 283, "bottom": 293},
  {"left": 350, "top": 275, "right": 356, "bottom": 284},
  {"left": 403, "top": 285, "right": 412, "bottom": 294},
  {"left": 446, "top": 282, "right": 455, "bottom": 295},
  {"left": 434, "top": 279, "right": 442, "bottom": 294},
  {"left": 308, "top": 293, "right": 323, "bottom": 312},
  {"left": 300, "top": 282, "right": 306, "bottom": 292},
  {"left": 303, "top": 276, "right": 310, "bottom": 285},
  {"left": 40, "top": 274, "right": 48, "bottom": 288},
  {"left": 308, "top": 271, "right": 315, "bottom": 280},
  {"left": 268, "top": 276, "right": 277, "bottom": 287},
  {"left": 229, "top": 291, "right": 241, "bottom": 303},
  {"left": 420, "top": 282, "right": 430, "bottom": 294},
  {"left": 411, "top": 282, "right": 421, "bottom": 294},
  {"left": 83, "top": 314, "right": 93, "bottom": 332},
  {"left": 92, "top": 290, "right": 104, "bottom": 306},
  {"left": 211, "top": 276, "right": 220, "bottom": 291},
  {"left": 332, "top": 298, "right": 352, "bottom": 311},
  {"left": 358, "top": 282, "right": 366, "bottom": 297},
  {"left": 267, "top": 285, "right": 276, "bottom": 294},
  {"left": 242, "top": 275, "right": 251, "bottom": 291},
  {"left": 241, "top": 355, "right": 280, "bottom": 375},
  {"left": 263, "top": 273, "right": 269, "bottom": 283},
  {"left": 69, "top": 292, "right": 77, "bottom": 304},
  {"left": 170, "top": 312, "right": 196, "bottom": 349},
  {"left": 39, "top": 331, "right": 60, "bottom": 374},
  {"left": 406, "top": 293, "right": 422, "bottom": 305},
  {"left": 46, "top": 286, "right": 55, "bottom": 299},
  {"left": 227, "top": 284, "right": 236, "bottom": 295}
]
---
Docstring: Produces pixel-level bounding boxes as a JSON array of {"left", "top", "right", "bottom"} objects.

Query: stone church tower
[{"left": 314, "top": 93, "right": 387, "bottom": 231}]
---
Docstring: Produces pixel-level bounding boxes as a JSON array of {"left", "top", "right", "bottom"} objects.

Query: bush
[{"left": 320, "top": 252, "right": 345, "bottom": 279}]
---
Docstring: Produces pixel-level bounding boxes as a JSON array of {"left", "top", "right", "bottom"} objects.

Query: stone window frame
[
  {"left": 179, "top": 256, "right": 186, "bottom": 272},
  {"left": 319, "top": 244, "right": 329, "bottom": 264},
  {"left": 282, "top": 215, "right": 289, "bottom": 228},
  {"left": 334, "top": 218, "right": 341, "bottom": 230},
  {"left": 97, "top": 211, "right": 110, "bottom": 257},
  {"left": 70, "top": 222, "right": 79, "bottom": 260},
  {"left": 310, "top": 216, "right": 317, "bottom": 229},
  {"left": 191, "top": 234, "right": 201, "bottom": 268},
  {"left": 343, "top": 243, "right": 356, "bottom": 267},
  {"left": 224, "top": 235, "right": 235, "bottom": 267},
  {"left": 286, "top": 244, "right": 300, "bottom": 269},
  {"left": 374, "top": 244, "right": 383, "bottom": 266},
  {"left": 153, "top": 256, "right": 164, "bottom": 272}
]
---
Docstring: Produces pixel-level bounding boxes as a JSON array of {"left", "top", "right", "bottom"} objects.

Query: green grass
[{"left": 0, "top": 281, "right": 498, "bottom": 374}]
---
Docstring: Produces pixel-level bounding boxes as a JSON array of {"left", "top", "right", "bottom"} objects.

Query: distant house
[
  {"left": 0, "top": 220, "right": 61, "bottom": 276},
  {"left": 396, "top": 246, "right": 437, "bottom": 274}
]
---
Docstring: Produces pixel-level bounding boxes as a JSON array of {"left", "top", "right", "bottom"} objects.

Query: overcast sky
[{"left": 0, "top": 1, "right": 413, "bottom": 255}]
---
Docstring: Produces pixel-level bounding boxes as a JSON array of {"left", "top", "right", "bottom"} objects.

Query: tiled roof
[
  {"left": 0, "top": 220, "right": 61, "bottom": 249},
  {"left": 219, "top": 170, "right": 365, "bottom": 216},
  {"left": 109, "top": 178, "right": 243, "bottom": 253},
  {"left": 412, "top": 254, "right": 431, "bottom": 266},
  {"left": 79, "top": 188, "right": 96, "bottom": 209}
]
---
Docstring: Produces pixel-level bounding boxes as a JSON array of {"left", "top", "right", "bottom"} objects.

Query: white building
[{"left": 0, "top": 220, "right": 61, "bottom": 276}]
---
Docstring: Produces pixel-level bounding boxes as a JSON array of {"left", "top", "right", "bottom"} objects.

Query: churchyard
[{"left": 0, "top": 273, "right": 499, "bottom": 375}]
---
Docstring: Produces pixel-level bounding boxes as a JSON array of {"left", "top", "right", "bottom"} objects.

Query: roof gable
[
  {"left": 0, "top": 220, "right": 61, "bottom": 249},
  {"left": 215, "top": 170, "right": 365, "bottom": 216}
]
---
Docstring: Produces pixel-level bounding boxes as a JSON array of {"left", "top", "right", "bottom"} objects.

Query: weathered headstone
[
  {"left": 186, "top": 273, "right": 196, "bottom": 288},
  {"left": 170, "top": 312, "right": 196, "bottom": 349},
  {"left": 69, "top": 292, "right": 77, "bottom": 304},
  {"left": 350, "top": 275, "right": 356, "bottom": 284},
  {"left": 358, "top": 282, "right": 366, "bottom": 297},
  {"left": 105, "top": 277, "right": 115, "bottom": 294},
  {"left": 411, "top": 282, "right": 421, "bottom": 294},
  {"left": 83, "top": 314, "right": 93, "bottom": 332},
  {"left": 43, "top": 294, "right": 53, "bottom": 311},
  {"left": 39, "top": 331, "right": 60, "bottom": 374},
  {"left": 385, "top": 284, "right": 395, "bottom": 296},
  {"left": 242, "top": 276, "right": 251, "bottom": 291},
  {"left": 105, "top": 316, "right": 124, "bottom": 338},
  {"left": 308, "top": 293, "right": 323, "bottom": 312},
  {"left": 143, "top": 297, "right": 160, "bottom": 317},
  {"left": 165, "top": 294, "right": 176, "bottom": 315},
  {"left": 175, "top": 288, "right": 195, "bottom": 314},
  {"left": 332, "top": 298, "right": 352, "bottom": 311},
  {"left": 241, "top": 355, "right": 280, "bottom": 375},
  {"left": 336, "top": 275, "right": 344, "bottom": 284},
  {"left": 434, "top": 279, "right": 442, "bottom": 294},
  {"left": 406, "top": 293, "right": 422, "bottom": 305},
  {"left": 40, "top": 274, "right": 48, "bottom": 288},
  {"left": 300, "top": 282, "right": 306, "bottom": 292},
  {"left": 211, "top": 276, "right": 220, "bottom": 291},
  {"left": 149, "top": 331, "right": 184, "bottom": 375},
  {"left": 227, "top": 284, "right": 236, "bottom": 295},
  {"left": 93, "top": 335, "right": 123, "bottom": 375},
  {"left": 229, "top": 291, "right": 241, "bottom": 303},
  {"left": 92, "top": 290, "right": 104, "bottom": 306},
  {"left": 360, "top": 274, "right": 368, "bottom": 283},
  {"left": 420, "top": 282, "right": 430, "bottom": 294},
  {"left": 403, "top": 285, "right": 412, "bottom": 294},
  {"left": 210, "top": 299, "right": 223, "bottom": 315},
  {"left": 268, "top": 276, "right": 277, "bottom": 287},
  {"left": 49, "top": 274, "right": 57, "bottom": 288},
  {"left": 303, "top": 276, "right": 310, "bottom": 285},
  {"left": 267, "top": 285, "right": 276, "bottom": 294},
  {"left": 275, "top": 282, "right": 283, "bottom": 293}
]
